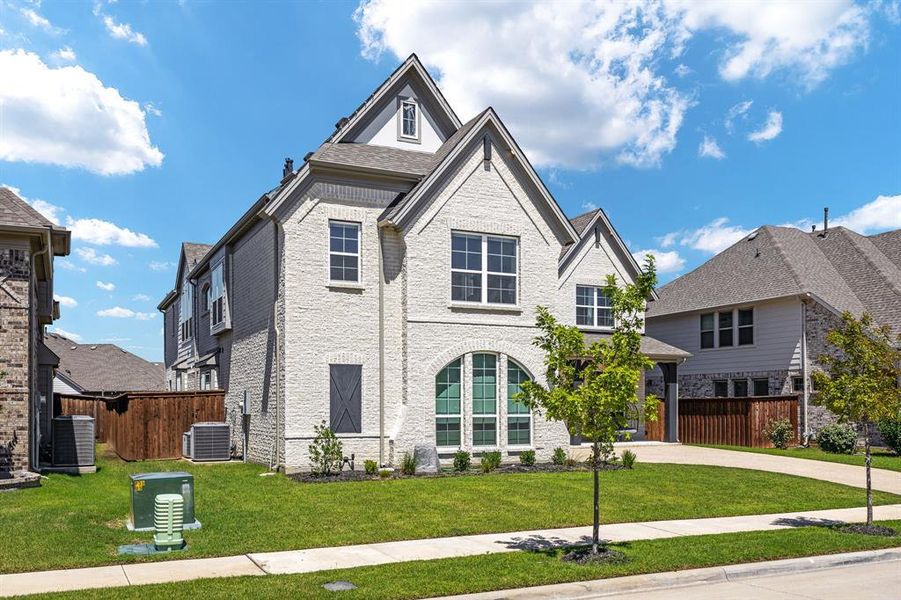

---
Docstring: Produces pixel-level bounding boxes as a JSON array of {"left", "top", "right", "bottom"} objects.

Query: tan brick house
[{"left": 0, "top": 187, "right": 70, "bottom": 473}]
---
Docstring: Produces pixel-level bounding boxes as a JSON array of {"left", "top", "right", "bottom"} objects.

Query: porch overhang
[{"left": 581, "top": 332, "right": 691, "bottom": 363}]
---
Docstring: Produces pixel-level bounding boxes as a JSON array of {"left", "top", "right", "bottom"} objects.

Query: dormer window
[{"left": 399, "top": 98, "right": 418, "bottom": 140}]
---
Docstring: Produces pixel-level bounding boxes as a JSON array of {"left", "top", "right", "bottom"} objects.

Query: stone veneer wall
[
  {"left": 0, "top": 247, "right": 32, "bottom": 472},
  {"left": 804, "top": 301, "right": 846, "bottom": 437},
  {"left": 646, "top": 369, "right": 793, "bottom": 399}
]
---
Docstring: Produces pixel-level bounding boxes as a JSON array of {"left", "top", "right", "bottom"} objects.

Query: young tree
[
  {"left": 812, "top": 312, "right": 901, "bottom": 525},
  {"left": 517, "top": 257, "right": 659, "bottom": 555}
]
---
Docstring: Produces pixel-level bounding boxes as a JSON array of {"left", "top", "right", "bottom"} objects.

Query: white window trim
[
  {"left": 575, "top": 284, "right": 614, "bottom": 330},
  {"left": 328, "top": 220, "right": 362, "bottom": 284},
  {"left": 699, "top": 306, "right": 756, "bottom": 350},
  {"left": 471, "top": 353, "right": 499, "bottom": 450},
  {"left": 435, "top": 359, "right": 463, "bottom": 450},
  {"left": 398, "top": 97, "right": 420, "bottom": 142},
  {"left": 450, "top": 231, "right": 519, "bottom": 307},
  {"left": 210, "top": 262, "right": 228, "bottom": 331},
  {"left": 506, "top": 359, "right": 533, "bottom": 449}
]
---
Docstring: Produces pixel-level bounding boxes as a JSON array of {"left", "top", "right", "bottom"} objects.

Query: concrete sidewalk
[
  {"left": 3, "top": 504, "right": 901, "bottom": 597},
  {"left": 572, "top": 444, "right": 901, "bottom": 495}
]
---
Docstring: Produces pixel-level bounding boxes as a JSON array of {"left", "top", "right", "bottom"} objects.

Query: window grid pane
[
  {"left": 507, "top": 417, "right": 530, "bottom": 445},
  {"left": 472, "top": 417, "right": 497, "bottom": 446},
  {"left": 435, "top": 359, "right": 461, "bottom": 415},
  {"left": 507, "top": 361, "right": 530, "bottom": 414},
  {"left": 738, "top": 309, "right": 754, "bottom": 345},
  {"left": 486, "top": 236, "right": 516, "bottom": 305},
  {"left": 576, "top": 286, "right": 595, "bottom": 326},
  {"left": 329, "top": 221, "right": 360, "bottom": 282},
  {"left": 472, "top": 353, "right": 497, "bottom": 446},
  {"left": 436, "top": 417, "right": 460, "bottom": 447},
  {"left": 402, "top": 102, "right": 417, "bottom": 137},
  {"left": 700, "top": 313, "right": 714, "bottom": 349}
]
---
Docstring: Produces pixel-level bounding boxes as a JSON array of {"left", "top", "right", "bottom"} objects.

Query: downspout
[
  {"left": 800, "top": 296, "right": 810, "bottom": 445},
  {"left": 268, "top": 216, "right": 283, "bottom": 471},
  {"left": 378, "top": 226, "right": 386, "bottom": 466}
]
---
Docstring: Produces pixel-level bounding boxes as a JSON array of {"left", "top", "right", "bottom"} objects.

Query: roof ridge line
[
  {"left": 768, "top": 228, "right": 807, "bottom": 295},
  {"left": 842, "top": 230, "right": 901, "bottom": 300}
]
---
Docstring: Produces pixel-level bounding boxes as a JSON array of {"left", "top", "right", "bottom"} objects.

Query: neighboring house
[
  {"left": 157, "top": 55, "right": 688, "bottom": 470},
  {"left": 646, "top": 220, "right": 901, "bottom": 439},
  {"left": 45, "top": 332, "right": 165, "bottom": 396},
  {"left": 0, "top": 187, "right": 70, "bottom": 472}
]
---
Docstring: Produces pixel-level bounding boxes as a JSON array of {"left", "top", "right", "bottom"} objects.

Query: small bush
[
  {"left": 621, "top": 449, "right": 637, "bottom": 469},
  {"left": 765, "top": 418, "right": 794, "bottom": 450},
  {"left": 401, "top": 451, "right": 416, "bottom": 476},
  {"left": 308, "top": 421, "right": 344, "bottom": 476},
  {"left": 551, "top": 447, "right": 567, "bottom": 465},
  {"left": 878, "top": 419, "right": 901, "bottom": 455},
  {"left": 817, "top": 423, "right": 857, "bottom": 454},
  {"left": 564, "top": 456, "right": 578, "bottom": 468},
  {"left": 378, "top": 468, "right": 392, "bottom": 479},
  {"left": 480, "top": 451, "right": 502, "bottom": 473},
  {"left": 364, "top": 459, "right": 378, "bottom": 475},
  {"left": 519, "top": 450, "right": 536, "bottom": 466},
  {"left": 453, "top": 451, "right": 471, "bottom": 472}
]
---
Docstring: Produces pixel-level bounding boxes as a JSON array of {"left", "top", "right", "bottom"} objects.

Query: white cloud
[
  {"left": 724, "top": 100, "right": 753, "bottom": 133},
  {"left": 698, "top": 135, "right": 725, "bottom": 159},
  {"left": 833, "top": 194, "right": 901, "bottom": 233},
  {"left": 0, "top": 50, "right": 163, "bottom": 175},
  {"left": 664, "top": 217, "right": 754, "bottom": 254},
  {"left": 132, "top": 293, "right": 152, "bottom": 302},
  {"left": 52, "top": 46, "right": 77, "bottom": 62},
  {"left": 66, "top": 217, "right": 156, "bottom": 247},
  {"left": 54, "top": 295, "right": 78, "bottom": 307},
  {"left": 748, "top": 110, "right": 783, "bottom": 142},
  {"left": 75, "top": 247, "right": 117, "bottom": 266},
  {"left": 632, "top": 248, "right": 686, "bottom": 274},
  {"left": 656, "top": 231, "right": 680, "bottom": 248},
  {"left": 674, "top": 63, "right": 692, "bottom": 77},
  {"left": 49, "top": 327, "right": 82, "bottom": 342},
  {"left": 143, "top": 102, "right": 162, "bottom": 117},
  {"left": 96, "top": 280, "right": 116, "bottom": 291},
  {"left": 57, "top": 258, "right": 86, "bottom": 273},
  {"left": 148, "top": 261, "right": 175, "bottom": 272},
  {"left": 19, "top": 7, "right": 52, "bottom": 30},
  {"left": 97, "top": 306, "right": 156, "bottom": 320},
  {"left": 101, "top": 14, "right": 148, "bottom": 46},
  {"left": 581, "top": 201, "right": 598, "bottom": 212}
]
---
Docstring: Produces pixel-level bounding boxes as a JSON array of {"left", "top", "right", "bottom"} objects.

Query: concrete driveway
[{"left": 569, "top": 444, "right": 901, "bottom": 495}]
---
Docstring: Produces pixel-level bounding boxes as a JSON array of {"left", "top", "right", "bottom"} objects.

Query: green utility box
[{"left": 128, "top": 472, "right": 199, "bottom": 531}]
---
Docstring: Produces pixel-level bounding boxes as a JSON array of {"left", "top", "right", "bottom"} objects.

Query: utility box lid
[{"left": 129, "top": 472, "right": 197, "bottom": 531}]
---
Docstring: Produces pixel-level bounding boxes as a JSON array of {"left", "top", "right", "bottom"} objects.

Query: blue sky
[{"left": 1, "top": 0, "right": 899, "bottom": 361}]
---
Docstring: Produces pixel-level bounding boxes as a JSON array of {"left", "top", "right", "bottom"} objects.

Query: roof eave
[{"left": 307, "top": 159, "right": 425, "bottom": 183}]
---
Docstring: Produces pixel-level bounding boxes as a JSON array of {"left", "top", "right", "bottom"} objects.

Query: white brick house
[{"left": 159, "top": 55, "right": 688, "bottom": 470}]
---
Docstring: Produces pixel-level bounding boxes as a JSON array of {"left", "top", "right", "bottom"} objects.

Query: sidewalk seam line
[{"left": 120, "top": 565, "right": 131, "bottom": 586}]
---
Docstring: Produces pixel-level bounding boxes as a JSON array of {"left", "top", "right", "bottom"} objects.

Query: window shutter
[{"left": 329, "top": 364, "right": 362, "bottom": 434}]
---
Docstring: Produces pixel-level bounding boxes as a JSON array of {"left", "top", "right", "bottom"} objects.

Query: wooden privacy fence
[
  {"left": 646, "top": 396, "right": 799, "bottom": 447},
  {"left": 57, "top": 391, "right": 225, "bottom": 461}
]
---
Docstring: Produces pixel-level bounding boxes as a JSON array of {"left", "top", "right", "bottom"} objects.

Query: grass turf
[
  {"left": 27, "top": 520, "right": 901, "bottom": 599},
  {"left": 2, "top": 448, "right": 898, "bottom": 574},
  {"left": 700, "top": 444, "right": 901, "bottom": 473}
]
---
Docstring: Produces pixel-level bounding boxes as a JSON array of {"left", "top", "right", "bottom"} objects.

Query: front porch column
[{"left": 658, "top": 362, "right": 679, "bottom": 443}]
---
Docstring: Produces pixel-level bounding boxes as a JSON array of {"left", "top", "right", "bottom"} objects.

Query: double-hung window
[
  {"left": 718, "top": 311, "right": 734, "bottom": 347},
  {"left": 576, "top": 286, "right": 614, "bottom": 328},
  {"left": 179, "top": 280, "right": 193, "bottom": 342},
  {"left": 211, "top": 263, "right": 226, "bottom": 327},
  {"left": 400, "top": 99, "right": 418, "bottom": 139},
  {"left": 472, "top": 353, "right": 497, "bottom": 446},
  {"left": 329, "top": 221, "right": 360, "bottom": 283},
  {"left": 738, "top": 308, "right": 754, "bottom": 345},
  {"left": 435, "top": 359, "right": 462, "bottom": 448},
  {"left": 701, "top": 308, "right": 754, "bottom": 348},
  {"left": 451, "top": 232, "right": 517, "bottom": 305},
  {"left": 700, "top": 313, "right": 715, "bottom": 349},
  {"left": 507, "top": 360, "right": 531, "bottom": 446}
]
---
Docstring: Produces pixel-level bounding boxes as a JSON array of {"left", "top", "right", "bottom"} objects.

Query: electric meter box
[{"left": 128, "top": 472, "right": 199, "bottom": 531}]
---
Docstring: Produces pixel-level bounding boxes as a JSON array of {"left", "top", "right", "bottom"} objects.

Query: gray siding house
[
  {"left": 158, "top": 55, "right": 688, "bottom": 470},
  {"left": 646, "top": 222, "right": 901, "bottom": 440}
]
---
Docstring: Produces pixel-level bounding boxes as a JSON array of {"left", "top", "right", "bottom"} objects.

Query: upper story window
[
  {"left": 451, "top": 232, "right": 518, "bottom": 305},
  {"left": 211, "top": 263, "right": 226, "bottom": 327},
  {"left": 700, "top": 307, "right": 754, "bottom": 349},
  {"left": 179, "top": 280, "right": 193, "bottom": 342},
  {"left": 201, "top": 283, "right": 211, "bottom": 313},
  {"left": 329, "top": 220, "right": 360, "bottom": 283},
  {"left": 400, "top": 98, "right": 418, "bottom": 139},
  {"left": 576, "top": 286, "right": 613, "bottom": 328}
]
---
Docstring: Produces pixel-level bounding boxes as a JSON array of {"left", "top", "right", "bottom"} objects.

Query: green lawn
[
  {"left": 2, "top": 449, "right": 899, "bottom": 574},
  {"left": 700, "top": 445, "right": 901, "bottom": 473},
  {"left": 29, "top": 521, "right": 901, "bottom": 600}
]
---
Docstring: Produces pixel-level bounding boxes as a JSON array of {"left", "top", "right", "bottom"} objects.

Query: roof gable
[{"left": 45, "top": 332, "right": 165, "bottom": 392}]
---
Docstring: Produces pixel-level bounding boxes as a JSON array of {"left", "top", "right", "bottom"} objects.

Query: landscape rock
[{"left": 414, "top": 445, "right": 439, "bottom": 474}]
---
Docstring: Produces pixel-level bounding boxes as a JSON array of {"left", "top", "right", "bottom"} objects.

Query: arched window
[
  {"left": 472, "top": 353, "right": 497, "bottom": 446},
  {"left": 507, "top": 360, "right": 532, "bottom": 446},
  {"left": 435, "top": 359, "right": 461, "bottom": 448}
]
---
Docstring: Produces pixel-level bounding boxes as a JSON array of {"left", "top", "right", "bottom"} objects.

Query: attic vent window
[{"left": 399, "top": 98, "right": 418, "bottom": 140}]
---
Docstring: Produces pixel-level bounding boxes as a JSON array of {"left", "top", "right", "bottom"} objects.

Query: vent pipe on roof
[
  {"left": 282, "top": 158, "right": 294, "bottom": 179},
  {"left": 823, "top": 207, "right": 829, "bottom": 232}
]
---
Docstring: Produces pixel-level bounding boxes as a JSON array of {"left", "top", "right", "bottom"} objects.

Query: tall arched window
[
  {"left": 472, "top": 353, "right": 497, "bottom": 446},
  {"left": 507, "top": 360, "right": 532, "bottom": 446},
  {"left": 435, "top": 359, "right": 461, "bottom": 448}
]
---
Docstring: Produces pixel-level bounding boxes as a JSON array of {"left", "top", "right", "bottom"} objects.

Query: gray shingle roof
[
  {"left": 582, "top": 332, "right": 692, "bottom": 360},
  {"left": 310, "top": 143, "right": 436, "bottom": 176},
  {"left": 0, "top": 186, "right": 55, "bottom": 229},
  {"left": 648, "top": 225, "right": 901, "bottom": 330},
  {"left": 183, "top": 242, "right": 212, "bottom": 271},
  {"left": 45, "top": 333, "right": 166, "bottom": 393},
  {"left": 569, "top": 209, "right": 600, "bottom": 235}
]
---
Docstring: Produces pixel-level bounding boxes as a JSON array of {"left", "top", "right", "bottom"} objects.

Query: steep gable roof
[
  {"left": 46, "top": 333, "right": 165, "bottom": 393},
  {"left": 569, "top": 209, "right": 600, "bottom": 235},
  {"left": 648, "top": 225, "right": 901, "bottom": 330},
  {"left": 0, "top": 186, "right": 55, "bottom": 228}
]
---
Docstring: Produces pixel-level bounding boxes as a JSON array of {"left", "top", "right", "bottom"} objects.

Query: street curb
[{"left": 430, "top": 548, "right": 901, "bottom": 600}]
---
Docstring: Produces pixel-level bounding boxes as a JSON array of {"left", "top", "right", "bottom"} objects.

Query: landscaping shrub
[
  {"left": 401, "top": 451, "right": 416, "bottom": 476},
  {"left": 551, "top": 447, "right": 566, "bottom": 465},
  {"left": 308, "top": 421, "right": 344, "bottom": 476},
  {"left": 621, "top": 449, "right": 637, "bottom": 469},
  {"left": 519, "top": 450, "right": 536, "bottom": 466},
  {"left": 564, "top": 456, "right": 578, "bottom": 468},
  {"left": 364, "top": 460, "right": 378, "bottom": 475},
  {"left": 817, "top": 423, "right": 857, "bottom": 454},
  {"left": 480, "top": 451, "right": 502, "bottom": 473},
  {"left": 377, "top": 468, "right": 392, "bottom": 479},
  {"left": 765, "top": 418, "right": 794, "bottom": 450},
  {"left": 453, "top": 450, "right": 471, "bottom": 472},
  {"left": 878, "top": 419, "right": 901, "bottom": 455}
]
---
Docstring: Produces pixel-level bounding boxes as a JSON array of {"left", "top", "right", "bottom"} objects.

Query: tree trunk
[
  {"left": 592, "top": 441, "right": 600, "bottom": 554},
  {"left": 864, "top": 422, "right": 873, "bottom": 526}
]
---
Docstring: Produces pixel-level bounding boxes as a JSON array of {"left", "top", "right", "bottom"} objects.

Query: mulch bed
[
  {"left": 290, "top": 462, "right": 624, "bottom": 484},
  {"left": 561, "top": 546, "right": 628, "bottom": 565},
  {"left": 836, "top": 524, "right": 898, "bottom": 537}
]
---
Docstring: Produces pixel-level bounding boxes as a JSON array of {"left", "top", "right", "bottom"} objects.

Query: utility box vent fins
[
  {"left": 153, "top": 493, "right": 186, "bottom": 551},
  {"left": 186, "top": 422, "right": 231, "bottom": 462},
  {"left": 52, "top": 415, "right": 95, "bottom": 467}
]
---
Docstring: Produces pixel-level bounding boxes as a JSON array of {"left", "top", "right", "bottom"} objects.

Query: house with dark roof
[
  {"left": 646, "top": 220, "right": 901, "bottom": 440},
  {"left": 157, "top": 55, "right": 688, "bottom": 470},
  {"left": 45, "top": 333, "right": 165, "bottom": 396},
  {"left": 0, "top": 186, "right": 70, "bottom": 474}
]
